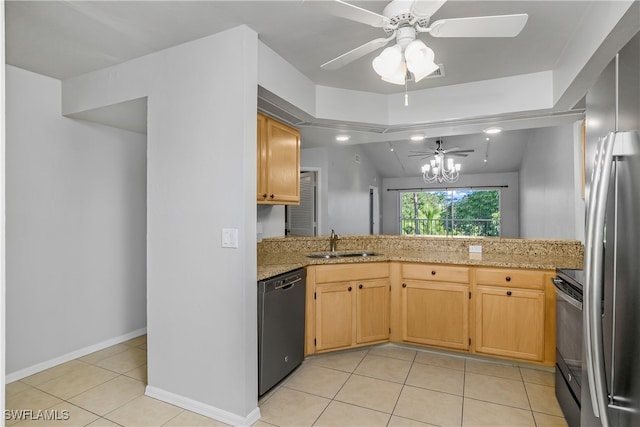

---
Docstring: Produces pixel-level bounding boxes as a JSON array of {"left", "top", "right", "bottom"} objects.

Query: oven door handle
[{"left": 553, "top": 278, "right": 583, "bottom": 310}]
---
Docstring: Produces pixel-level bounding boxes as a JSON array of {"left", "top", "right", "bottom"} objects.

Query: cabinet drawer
[
  {"left": 402, "top": 263, "right": 469, "bottom": 284},
  {"left": 475, "top": 268, "right": 545, "bottom": 290},
  {"left": 316, "top": 263, "right": 389, "bottom": 284}
]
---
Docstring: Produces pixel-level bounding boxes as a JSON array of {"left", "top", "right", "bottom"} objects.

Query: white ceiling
[{"left": 5, "top": 0, "right": 606, "bottom": 177}]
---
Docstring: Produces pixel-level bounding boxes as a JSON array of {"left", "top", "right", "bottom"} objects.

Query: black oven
[{"left": 553, "top": 268, "right": 584, "bottom": 427}]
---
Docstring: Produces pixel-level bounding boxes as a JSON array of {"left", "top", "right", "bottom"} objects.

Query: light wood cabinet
[
  {"left": 400, "top": 264, "right": 469, "bottom": 350},
  {"left": 305, "top": 262, "right": 555, "bottom": 366},
  {"left": 357, "top": 280, "right": 390, "bottom": 344},
  {"left": 315, "top": 282, "right": 354, "bottom": 351},
  {"left": 473, "top": 268, "right": 546, "bottom": 361},
  {"left": 257, "top": 113, "right": 300, "bottom": 205},
  {"left": 308, "top": 263, "right": 389, "bottom": 353}
]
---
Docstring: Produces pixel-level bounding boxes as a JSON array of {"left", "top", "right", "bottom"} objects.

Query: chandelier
[{"left": 421, "top": 141, "right": 461, "bottom": 183}]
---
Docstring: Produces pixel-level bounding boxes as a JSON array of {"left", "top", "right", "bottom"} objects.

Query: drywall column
[{"left": 63, "top": 26, "right": 259, "bottom": 423}]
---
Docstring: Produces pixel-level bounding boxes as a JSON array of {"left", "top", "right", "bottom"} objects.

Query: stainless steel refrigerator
[{"left": 582, "top": 32, "right": 640, "bottom": 427}]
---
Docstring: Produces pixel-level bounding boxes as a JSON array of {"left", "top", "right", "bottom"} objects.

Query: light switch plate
[{"left": 222, "top": 228, "right": 239, "bottom": 248}]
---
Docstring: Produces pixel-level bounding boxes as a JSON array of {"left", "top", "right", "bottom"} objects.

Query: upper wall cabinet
[{"left": 257, "top": 113, "right": 300, "bottom": 205}]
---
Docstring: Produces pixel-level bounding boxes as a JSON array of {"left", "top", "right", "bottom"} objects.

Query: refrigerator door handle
[{"left": 585, "top": 131, "right": 617, "bottom": 426}]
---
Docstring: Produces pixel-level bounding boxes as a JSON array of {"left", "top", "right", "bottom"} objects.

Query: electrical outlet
[{"left": 469, "top": 245, "right": 482, "bottom": 253}]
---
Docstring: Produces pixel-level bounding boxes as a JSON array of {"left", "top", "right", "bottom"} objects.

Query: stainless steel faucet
[{"left": 330, "top": 229, "right": 340, "bottom": 252}]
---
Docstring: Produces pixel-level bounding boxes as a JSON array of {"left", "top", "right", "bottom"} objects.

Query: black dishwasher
[{"left": 258, "top": 268, "right": 306, "bottom": 396}]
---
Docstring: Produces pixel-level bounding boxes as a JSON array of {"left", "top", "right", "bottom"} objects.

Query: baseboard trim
[
  {"left": 145, "top": 385, "right": 261, "bottom": 427},
  {"left": 5, "top": 327, "right": 147, "bottom": 383}
]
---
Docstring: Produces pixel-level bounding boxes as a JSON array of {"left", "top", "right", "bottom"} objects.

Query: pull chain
[{"left": 404, "top": 78, "right": 409, "bottom": 107}]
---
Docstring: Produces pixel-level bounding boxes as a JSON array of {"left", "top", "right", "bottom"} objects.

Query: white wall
[
  {"left": 519, "top": 123, "right": 582, "bottom": 239},
  {"left": 5, "top": 66, "right": 147, "bottom": 375},
  {"left": 257, "top": 205, "right": 285, "bottom": 241},
  {"left": 301, "top": 145, "right": 381, "bottom": 236},
  {"left": 382, "top": 173, "right": 520, "bottom": 237},
  {"left": 61, "top": 26, "right": 259, "bottom": 423},
  {"left": 301, "top": 147, "right": 329, "bottom": 235}
]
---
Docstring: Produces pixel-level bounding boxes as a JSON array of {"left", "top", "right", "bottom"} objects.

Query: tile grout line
[
  {"left": 460, "top": 357, "right": 467, "bottom": 427},
  {"left": 308, "top": 349, "right": 366, "bottom": 427},
  {"left": 385, "top": 350, "right": 418, "bottom": 427}
]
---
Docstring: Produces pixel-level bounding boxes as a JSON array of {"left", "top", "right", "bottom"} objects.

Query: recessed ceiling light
[
  {"left": 483, "top": 127, "right": 502, "bottom": 134},
  {"left": 410, "top": 135, "right": 426, "bottom": 141},
  {"left": 335, "top": 135, "right": 350, "bottom": 142}
]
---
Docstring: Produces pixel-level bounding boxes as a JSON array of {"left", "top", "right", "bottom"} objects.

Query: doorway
[
  {"left": 369, "top": 185, "right": 380, "bottom": 234},
  {"left": 286, "top": 170, "right": 318, "bottom": 236}
]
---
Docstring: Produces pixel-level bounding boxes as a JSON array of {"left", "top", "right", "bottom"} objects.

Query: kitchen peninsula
[
  {"left": 258, "top": 235, "right": 583, "bottom": 280},
  {"left": 258, "top": 235, "right": 583, "bottom": 367}
]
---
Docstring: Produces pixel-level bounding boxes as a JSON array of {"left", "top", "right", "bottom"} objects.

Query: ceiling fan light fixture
[
  {"left": 372, "top": 44, "right": 404, "bottom": 80},
  {"left": 404, "top": 40, "right": 439, "bottom": 82},
  {"left": 380, "top": 63, "right": 407, "bottom": 85}
]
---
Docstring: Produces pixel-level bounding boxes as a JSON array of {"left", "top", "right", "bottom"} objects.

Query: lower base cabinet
[
  {"left": 309, "top": 263, "right": 390, "bottom": 353},
  {"left": 306, "top": 262, "right": 555, "bottom": 365},
  {"left": 315, "top": 282, "right": 354, "bottom": 351},
  {"left": 357, "top": 280, "right": 390, "bottom": 344},
  {"left": 474, "top": 285, "right": 545, "bottom": 361},
  {"left": 402, "top": 281, "right": 469, "bottom": 350},
  {"left": 473, "top": 268, "right": 548, "bottom": 362}
]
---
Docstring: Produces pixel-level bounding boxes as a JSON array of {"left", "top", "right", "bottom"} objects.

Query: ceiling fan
[
  {"left": 408, "top": 139, "right": 474, "bottom": 159},
  {"left": 309, "top": 0, "right": 528, "bottom": 84}
]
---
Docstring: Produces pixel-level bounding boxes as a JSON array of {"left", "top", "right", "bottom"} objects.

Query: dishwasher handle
[{"left": 275, "top": 276, "right": 303, "bottom": 290}]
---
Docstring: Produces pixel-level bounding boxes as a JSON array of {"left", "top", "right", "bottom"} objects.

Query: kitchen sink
[
  {"left": 306, "top": 253, "right": 341, "bottom": 259},
  {"left": 306, "top": 251, "right": 380, "bottom": 259},
  {"left": 339, "top": 251, "right": 380, "bottom": 257}
]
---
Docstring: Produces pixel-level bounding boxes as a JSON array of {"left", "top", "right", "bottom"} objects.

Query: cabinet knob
[
  {"left": 262, "top": 193, "right": 267, "bottom": 198},
  {"left": 359, "top": 284, "right": 363, "bottom": 289},
  {"left": 431, "top": 270, "right": 436, "bottom": 275},
  {"left": 348, "top": 286, "right": 352, "bottom": 292},
  {"left": 507, "top": 291, "right": 512, "bottom": 296},
  {"left": 270, "top": 194, "right": 275, "bottom": 199},
  {"left": 505, "top": 276, "right": 511, "bottom": 282},
  {"left": 402, "top": 283, "right": 407, "bottom": 288}
]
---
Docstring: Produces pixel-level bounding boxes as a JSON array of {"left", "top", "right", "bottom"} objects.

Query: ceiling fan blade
[
  {"left": 408, "top": 153, "right": 435, "bottom": 158},
  {"left": 448, "top": 153, "right": 469, "bottom": 157},
  {"left": 410, "top": 0, "right": 447, "bottom": 19},
  {"left": 446, "top": 149, "right": 475, "bottom": 154},
  {"left": 304, "top": 0, "right": 391, "bottom": 28},
  {"left": 321, "top": 37, "right": 391, "bottom": 70},
  {"left": 428, "top": 14, "right": 528, "bottom": 37}
]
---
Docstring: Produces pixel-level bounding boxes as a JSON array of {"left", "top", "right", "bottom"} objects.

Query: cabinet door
[
  {"left": 356, "top": 280, "right": 390, "bottom": 344},
  {"left": 475, "top": 285, "right": 545, "bottom": 361},
  {"left": 265, "top": 118, "right": 300, "bottom": 204},
  {"left": 402, "top": 281, "right": 469, "bottom": 350},
  {"left": 256, "top": 114, "right": 268, "bottom": 202},
  {"left": 315, "top": 282, "right": 354, "bottom": 351}
]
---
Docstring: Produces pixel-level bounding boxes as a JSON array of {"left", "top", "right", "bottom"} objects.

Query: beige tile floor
[
  {"left": 5, "top": 338, "right": 568, "bottom": 427},
  {"left": 258, "top": 344, "right": 568, "bottom": 427}
]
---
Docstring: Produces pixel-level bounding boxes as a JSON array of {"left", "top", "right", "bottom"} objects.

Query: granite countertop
[{"left": 257, "top": 248, "right": 584, "bottom": 281}]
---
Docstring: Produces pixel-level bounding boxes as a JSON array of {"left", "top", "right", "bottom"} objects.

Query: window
[{"left": 400, "top": 189, "right": 501, "bottom": 236}]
